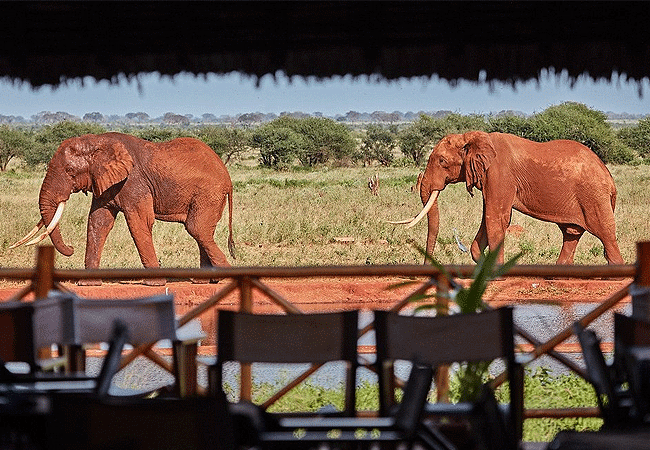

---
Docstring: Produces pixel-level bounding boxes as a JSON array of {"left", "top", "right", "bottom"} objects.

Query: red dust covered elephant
[
  {"left": 391, "top": 131, "right": 624, "bottom": 265},
  {"left": 12, "top": 132, "right": 235, "bottom": 285}
]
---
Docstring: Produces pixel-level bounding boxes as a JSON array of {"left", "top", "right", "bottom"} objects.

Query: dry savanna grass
[{"left": 1, "top": 164, "right": 649, "bottom": 270}]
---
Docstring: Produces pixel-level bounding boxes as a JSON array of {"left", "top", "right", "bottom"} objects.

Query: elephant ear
[
  {"left": 90, "top": 139, "right": 134, "bottom": 197},
  {"left": 463, "top": 131, "right": 496, "bottom": 195}
]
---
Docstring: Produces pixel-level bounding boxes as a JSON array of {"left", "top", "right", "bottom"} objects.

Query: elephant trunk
[{"left": 37, "top": 170, "right": 75, "bottom": 257}]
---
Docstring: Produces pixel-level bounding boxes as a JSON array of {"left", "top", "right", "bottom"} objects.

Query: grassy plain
[{"left": 1, "top": 163, "right": 649, "bottom": 269}]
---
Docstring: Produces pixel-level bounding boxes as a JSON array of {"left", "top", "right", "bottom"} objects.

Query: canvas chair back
[
  {"left": 39, "top": 293, "right": 177, "bottom": 346},
  {"left": 213, "top": 310, "right": 359, "bottom": 416}
]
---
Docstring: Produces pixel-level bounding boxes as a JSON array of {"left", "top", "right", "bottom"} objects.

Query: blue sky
[{"left": 1, "top": 69, "right": 649, "bottom": 119}]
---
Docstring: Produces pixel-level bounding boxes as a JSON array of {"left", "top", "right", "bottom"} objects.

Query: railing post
[
  {"left": 33, "top": 246, "right": 56, "bottom": 361},
  {"left": 33, "top": 245, "right": 55, "bottom": 300},
  {"left": 239, "top": 277, "right": 254, "bottom": 401},
  {"left": 632, "top": 242, "right": 650, "bottom": 320},
  {"left": 435, "top": 272, "right": 450, "bottom": 402}
]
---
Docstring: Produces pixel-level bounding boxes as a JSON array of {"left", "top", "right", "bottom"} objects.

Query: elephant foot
[
  {"left": 144, "top": 278, "right": 166, "bottom": 286},
  {"left": 77, "top": 279, "right": 102, "bottom": 286}
]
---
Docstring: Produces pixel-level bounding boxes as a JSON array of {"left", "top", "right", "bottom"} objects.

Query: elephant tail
[{"left": 227, "top": 188, "right": 236, "bottom": 260}]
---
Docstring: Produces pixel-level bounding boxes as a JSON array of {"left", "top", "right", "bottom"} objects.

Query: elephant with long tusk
[
  {"left": 12, "top": 132, "right": 236, "bottom": 285},
  {"left": 390, "top": 131, "right": 625, "bottom": 266}
]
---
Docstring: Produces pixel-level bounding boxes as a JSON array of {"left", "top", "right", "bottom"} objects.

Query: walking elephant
[
  {"left": 390, "top": 131, "right": 624, "bottom": 265},
  {"left": 12, "top": 132, "right": 235, "bottom": 285}
]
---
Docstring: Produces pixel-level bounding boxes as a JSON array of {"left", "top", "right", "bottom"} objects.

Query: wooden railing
[{"left": 2, "top": 242, "right": 649, "bottom": 421}]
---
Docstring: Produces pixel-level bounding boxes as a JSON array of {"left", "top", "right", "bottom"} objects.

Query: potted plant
[{"left": 400, "top": 242, "right": 522, "bottom": 402}]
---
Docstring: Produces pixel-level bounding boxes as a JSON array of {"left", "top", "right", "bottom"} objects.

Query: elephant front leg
[
  {"left": 481, "top": 189, "right": 515, "bottom": 264},
  {"left": 423, "top": 195, "right": 440, "bottom": 264},
  {"left": 124, "top": 210, "right": 166, "bottom": 286},
  {"left": 470, "top": 215, "right": 489, "bottom": 263},
  {"left": 80, "top": 206, "right": 118, "bottom": 286}
]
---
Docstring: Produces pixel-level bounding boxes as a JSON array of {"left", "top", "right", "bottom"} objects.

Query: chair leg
[{"left": 172, "top": 340, "right": 198, "bottom": 398}]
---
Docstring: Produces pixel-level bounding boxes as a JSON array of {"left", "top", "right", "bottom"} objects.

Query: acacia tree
[
  {"left": 0, "top": 126, "right": 31, "bottom": 171},
  {"left": 197, "top": 126, "right": 252, "bottom": 164},
  {"left": 359, "top": 124, "right": 396, "bottom": 166},
  {"left": 293, "top": 117, "right": 355, "bottom": 166},
  {"left": 399, "top": 113, "right": 489, "bottom": 166},
  {"left": 253, "top": 125, "right": 304, "bottom": 169}
]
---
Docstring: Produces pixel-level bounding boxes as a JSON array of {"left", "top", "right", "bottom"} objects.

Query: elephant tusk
[
  {"left": 25, "top": 202, "right": 66, "bottom": 246},
  {"left": 388, "top": 191, "right": 439, "bottom": 229},
  {"left": 386, "top": 218, "right": 418, "bottom": 225},
  {"left": 405, "top": 191, "right": 439, "bottom": 229},
  {"left": 9, "top": 220, "right": 44, "bottom": 249}
]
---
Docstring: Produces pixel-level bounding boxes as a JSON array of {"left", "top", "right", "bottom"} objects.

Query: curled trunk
[{"left": 39, "top": 202, "right": 74, "bottom": 256}]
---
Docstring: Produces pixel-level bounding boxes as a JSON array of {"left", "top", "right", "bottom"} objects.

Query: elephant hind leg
[
  {"left": 603, "top": 241, "right": 624, "bottom": 265},
  {"left": 593, "top": 230, "right": 625, "bottom": 265},
  {"left": 557, "top": 224, "right": 584, "bottom": 265},
  {"left": 585, "top": 213, "right": 624, "bottom": 264},
  {"left": 184, "top": 203, "right": 231, "bottom": 273}
]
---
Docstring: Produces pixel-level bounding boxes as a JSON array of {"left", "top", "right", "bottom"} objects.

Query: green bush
[
  {"left": 129, "top": 126, "right": 195, "bottom": 142},
  {"left": 528, "top": 102, "right": 635, "bottom": 164},
  {"left": 251, "top": 116, "right": 355, "bottom": 169},
  {"left": 617, "top": 116, "right": 650, "bottom": 161},
  {"left": 487, "top": 114, "right": 535, "bottom": 138},
  {"left": 292, "top": 117, "right": 355, "bottom": 167},
  {"left": 26, "top": 121, "right": 107, "bottom": 167}
]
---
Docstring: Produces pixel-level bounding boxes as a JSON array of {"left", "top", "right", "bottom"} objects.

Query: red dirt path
[{"left": 0, "top": 276, "right": 633, "bottom": 348}]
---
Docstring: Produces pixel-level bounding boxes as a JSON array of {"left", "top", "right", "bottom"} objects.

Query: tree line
[{"left": 1, "top": 102, "right": 648, "bottom": 172}]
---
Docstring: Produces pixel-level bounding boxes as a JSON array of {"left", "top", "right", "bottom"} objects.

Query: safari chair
[
  {"left": 209, "top": 310, "right": 359, "bottom": 415},
  {"left": 612, "top": 313, "right": 650, "bottom": 421},
  {"left": 209, "top": 310, "right": 360, "bottom": 448},
  {"left": 0, "top": 298, "right": 94, "bottom": 382},
  {"left": 0, "top": 319, "right": 129, "bottom": 448},
  {"left": 0, "top": 300, "right": 42, "bottom": 376},
  {"left": 573, "top": 321, "right": 637, "bottom": 427},
  {"left": 545, "top": 316, "right": 650, "bottom": 450},
  {"left": 374, "top": 307, "right": 523, "bottom": 450},
  {"left": 0, "top": 296, "right": 129, "bottom": 395},
  {"left": 1, "top": 293, "right": 203, "bottom": 397}
]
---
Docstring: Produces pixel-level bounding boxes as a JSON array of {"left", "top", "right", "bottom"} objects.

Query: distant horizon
[
  {"left": 2, "top": 70, "right": 650, "bottom": 119},
  {"left": 3, "top": 107, "right": 647, "bottom": 124}
]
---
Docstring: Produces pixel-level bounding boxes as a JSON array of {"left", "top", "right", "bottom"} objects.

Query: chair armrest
[
  {"left": 424, "top": 402, "right": 475, "bottom": 417},
  {"left": 278, "top": 416, "right": 396, "bottom": 429},
  {"left": 175, "top": 319, "right": 206, "bottom": 344}
]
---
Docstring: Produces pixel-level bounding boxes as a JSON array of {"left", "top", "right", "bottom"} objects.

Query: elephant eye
[{"left": 439, "top": 157, "right": 448, "bottom": 167}]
